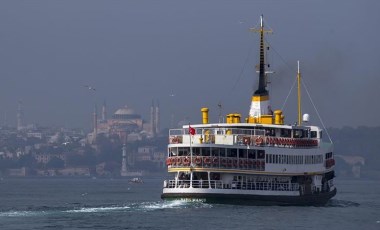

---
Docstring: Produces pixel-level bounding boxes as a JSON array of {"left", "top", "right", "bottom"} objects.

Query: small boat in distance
[
  {"left": 161, "top": 15, "right": 336, "bottom": 205},
  {"left": 129, "top": 177, "right": 143, "bottom": 184}
]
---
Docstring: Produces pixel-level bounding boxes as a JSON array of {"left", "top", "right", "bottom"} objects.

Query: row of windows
[
  {"left": 266, "top": 154, "right": 323, "bottom": 165},
  {"left": 170, "top": 147, "right": 265, "bottom": 159},
  {"left": 305, "top": 155, "right": 323, "bottom": 164}
]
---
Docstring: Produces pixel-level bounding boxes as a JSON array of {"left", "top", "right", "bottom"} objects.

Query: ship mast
[
  {"left": 297, "top": 61, "right": 302, "bottom": 126},
  {"left": 256, "top": 15, "right": 268, "bottom": 95},
  {"left": 248, "top": 15, "right": 273, "bottom": 123}
]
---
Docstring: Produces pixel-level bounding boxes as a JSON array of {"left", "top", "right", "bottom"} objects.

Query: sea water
[{"left": 0, "top": 177, "right": 379, "bottom": 230}]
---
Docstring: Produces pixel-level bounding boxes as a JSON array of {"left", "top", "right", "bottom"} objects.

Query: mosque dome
[
  {"left": 114, "top": 106, "right": 135, "bottom": 115},
  {"left": 112, "top": 105, "right": 141, "bottom": 120}
]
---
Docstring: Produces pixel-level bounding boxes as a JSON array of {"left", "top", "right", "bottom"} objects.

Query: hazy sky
[{"left": 0, "top": 0, "right": 379, "bottom": 129}]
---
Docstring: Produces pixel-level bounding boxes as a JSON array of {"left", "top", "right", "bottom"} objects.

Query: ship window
[
  {"left": 248, "top": 149, "right": 256, "bottom": 159},
  {"left": 257, "top": 150, "right": 265, "bottom": 159},
  {"left": 193, "top": 147, "right": 201, "bottom": 156},
  {"left": 293, "top": 129, "right": 304, "bottom": 138},
  {"left": 265, "top": 128, "right": 276, "bottom": 136},
  {"left": 281, "top": 129, "right": 291, "bottom": 137},
  {"left": 178, "top": 147, "right": 189, "bottom": 156},
  {"left": 169, "top": 147, "right": 178, "bottom": 157},
  {"left": 275, "top": 155, "right": 278, "bottom": 164},
  {"left": 238, "top": 149, "right": 247, "bottom": 159},
  {"left": 227, "top": 148, "right": 237, "bottom": 158},
  {"left": 311, "top": 131, "right": 317, "bottom": 138},
  {"left": 212, "top": 148, "right": 220, "bottom": 156},
  {"left": 202, "top": 147, "right": 211, "bottom": 156},
  {"left": 219, "top": 148, "right": 226, "bottom": 157}
]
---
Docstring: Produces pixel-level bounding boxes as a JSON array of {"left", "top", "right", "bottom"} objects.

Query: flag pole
[
  {"left": 188, "top": 123, "right": 193, "bottom": 188},
  {"left": 189, "top": 123, "right": 193, "bottom": 167}
]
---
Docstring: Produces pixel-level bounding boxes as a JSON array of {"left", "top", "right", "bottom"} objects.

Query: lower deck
[
  {"left": 161, "top": 188, "right": 337, "bottom": 206},
  {"left": 162, "top": 170, "right": 336, "bottom": 205}
]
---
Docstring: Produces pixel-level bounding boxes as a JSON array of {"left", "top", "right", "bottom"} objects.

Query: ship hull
[{"left": 161, "top": 188, "right": 337, "bottom": 206}]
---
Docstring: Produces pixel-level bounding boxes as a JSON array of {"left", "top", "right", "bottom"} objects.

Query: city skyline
[{"left": 1, "top": 1, "right": 379, "bottom": 129}]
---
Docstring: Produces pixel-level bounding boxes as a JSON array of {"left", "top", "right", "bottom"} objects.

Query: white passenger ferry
[{"left": 161, "top": 16, "right": 336, "bottom": 205}]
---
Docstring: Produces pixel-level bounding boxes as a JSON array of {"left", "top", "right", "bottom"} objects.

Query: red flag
[{"left": 189, "top": 126, "right": 195, "bottom": 135}]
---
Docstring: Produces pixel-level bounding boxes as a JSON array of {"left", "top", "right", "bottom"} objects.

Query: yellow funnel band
[{"left": 252, "top": 95, "right": 269, "bottom": 102}]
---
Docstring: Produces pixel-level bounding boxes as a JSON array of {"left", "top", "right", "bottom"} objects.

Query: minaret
[
  {"left": 248, "top": 15, "right": 273, "bottom": 123},
  {"left": 121, "top": 144, "right": 128, "bottom": 176},
  {"left": 93, "top": 104, "right": 98, "bottom": 142},
  {"left": 150, "top": 100, "right": 156, "bottom": 137},
  {"left": 120, "top": 131, "right": 128, "bottom": 176},
  {"left": 102, "top": 100, "right": 107, "bottom": 121},
  {"left": 155, "top": 100, "right": 160, "bottom": 135},
  {"left": 17, "top": 100, "right": 24, "bottom": 131}
]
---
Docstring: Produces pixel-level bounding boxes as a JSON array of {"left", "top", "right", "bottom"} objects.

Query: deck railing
[
  {"left": 166, "top": 156, "right": 265, "bottom": 171},
  {"left": 165, "top": 179, "right": 300, "bottom": 192},
  {"left": 169, "top": 128, "right": 318, "bottom": 148}
]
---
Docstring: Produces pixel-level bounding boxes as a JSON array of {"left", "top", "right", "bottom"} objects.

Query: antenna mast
[
  {"left": 250, "top": 15, "right": 272, "bottom": 96},
  {"left": 297, "top": 61, "right": 302, "bottom": 126}
]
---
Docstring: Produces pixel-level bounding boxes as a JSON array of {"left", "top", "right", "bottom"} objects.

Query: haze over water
[{"left": 0, "top": 0, "right": 379, "bottom": 129}]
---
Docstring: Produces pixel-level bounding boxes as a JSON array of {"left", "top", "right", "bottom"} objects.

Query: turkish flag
[{"left": 189, "top": 126, "right": 195, "bottom": 135}]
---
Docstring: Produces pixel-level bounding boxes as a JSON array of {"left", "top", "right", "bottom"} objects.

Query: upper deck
[{"left": 169, "top": 123, "right": 321, "bottom": 148}]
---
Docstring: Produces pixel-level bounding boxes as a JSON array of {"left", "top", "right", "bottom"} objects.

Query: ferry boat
[{"left": 161, "top": 16, "right": 336, "bottom": 205}]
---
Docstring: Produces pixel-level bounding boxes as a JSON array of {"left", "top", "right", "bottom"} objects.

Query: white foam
[
  {"left": 0, "top": 211, "right": 41, "bottom": 217},
  {"left": 140, "top": 199, "right": 212, "bottom": 211},
  {"left": 66, "top": 206, "right": 130, "bottom": 213}
]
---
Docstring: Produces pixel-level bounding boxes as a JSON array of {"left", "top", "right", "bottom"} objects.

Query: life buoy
[
  {"left": 183, "top": 157, "right": 190, "bottom": 166},
  {"left": 274, "top": 137, "right": 279, "bottom": 145},
  {"left": 222, "top": 158, "right": 227, "bottom": 166},
  {"left": 255, "top": 136, "right": 263, "bottom": 146},
  {"left": 212, "top": 157, "right": 219, "bottom": 165},
  {"left": 239, "top": 159, "right": 245, "bottom": 166},
  {"left": 285, "top": 138, "right": 289, "bottom": 145},
  {"left": 204, "top": 157, "right": 211, "bottom": 165},
  {"left": 243, "top": 136, "right": 250, "bottom": 145},
  {"left": 171, "top": 137, "right": 178, "bottom": 144},
  {"left": 195, "top": 157, "right": 202, "bottom": 165},
  {"left": 166, "top": 158, "right": 171, "bottom": 166},
  {"left": 176, "top": 157, "right": 182, "bottom": 165}
]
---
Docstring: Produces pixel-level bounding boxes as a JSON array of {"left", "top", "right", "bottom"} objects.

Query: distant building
[
  {"left": 136, "top": 146, "right": 166, "bottom": 168},
  {"left": 27, "top": 132, "right": 44, "bottom": 139},
  {"left": 94, "top": 103, "right": 160, "bottom": 142},
  {"left": 17, "top": 100, "right": 24, "bottom": 131},
  {"left": 34, "top": 153, "right": 66, "bottom": 164}
]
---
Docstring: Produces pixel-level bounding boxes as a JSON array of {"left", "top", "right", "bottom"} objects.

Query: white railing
[
  {"left": 165, "top": 179, "right": 299, "bottom": 192},
  {"left": 169, "top": 128, "right": 318, "bottom": 148},
  {"left": 166, "top": 156, "right": 266, "bottom": 171}
]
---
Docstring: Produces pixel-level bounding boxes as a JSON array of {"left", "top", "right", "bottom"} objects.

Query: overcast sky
[{"left": 0, "top": 0, "right": 379, "bottom": 130}]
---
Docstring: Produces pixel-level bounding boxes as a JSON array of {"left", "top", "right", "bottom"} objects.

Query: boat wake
[
  {"left": 0, "top": 200, "right": 212, "bottom": 217},
  {"left": 325, "top": 199, "right": 360, "bottom": 208}
]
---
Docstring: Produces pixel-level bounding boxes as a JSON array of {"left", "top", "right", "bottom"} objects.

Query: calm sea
[{"left": 0, "top": 176, "right": 379, "bottom": 230}]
